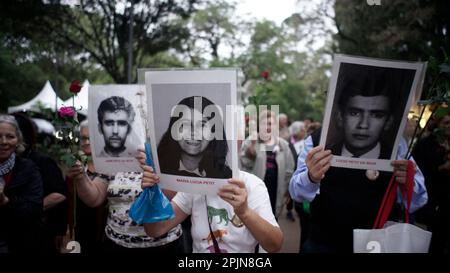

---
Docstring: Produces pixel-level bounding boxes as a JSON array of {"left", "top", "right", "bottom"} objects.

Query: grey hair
[
  {"left": 0, "top": 114, "right": 26, "bottom": 154},
  {"left": 289, "top": 121, "right": 305, "bottom": 136},
  {"left": 79, "top": 119, "right": 89, "bottom": 131},
  {"left": 279, "top": 113, "right": 288, "bottom": 120}
]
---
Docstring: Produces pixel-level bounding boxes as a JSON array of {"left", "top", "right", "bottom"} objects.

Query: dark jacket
[
  {"left": 0, "top": 157, "right": 43, "bottom": 253},
  {"left": 308, "top": 129, "right": 398, "bottom": 252},
  {"left": 412, "top": 134, "right": 450, "bottom": 253},
  {"left": 412, "top": 135, "right": 450, "bottom": 209},
  {"left": 26, "top": 150, "right": 67, "bottom": 236}
]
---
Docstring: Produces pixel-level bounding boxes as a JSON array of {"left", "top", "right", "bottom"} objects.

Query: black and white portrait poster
[
  {"left": 319, "top": 55, "right": 425, "bottom": 171},
  {"left": 145, "top": 69, "right": 238, "bottom": 195},
  {"left": 88, "top": 84, "right": 146, "bottom": 174}
]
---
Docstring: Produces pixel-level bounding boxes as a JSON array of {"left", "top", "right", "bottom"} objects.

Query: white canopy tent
[
  {"left": 8, "top": 81, "right": 64, "bottom": 114},
  {"left": 62, "top": 80, "right": 90, "bottom": 116},
  {"left": 32, "top": 117, "right": 55, "bottom": 135}
]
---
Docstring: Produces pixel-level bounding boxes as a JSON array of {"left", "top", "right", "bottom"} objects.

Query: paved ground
[{"left": 278, "top": 206, "right": 301, "bottom": 253}]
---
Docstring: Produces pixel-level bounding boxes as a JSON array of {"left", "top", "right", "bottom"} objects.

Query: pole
[{"left": 127, "top": 0, "right": 134, "bottom": 83}]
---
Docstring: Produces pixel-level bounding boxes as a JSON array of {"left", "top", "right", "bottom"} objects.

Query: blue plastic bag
[{"left": 129, "top": 142, "right": 175, "bottom": 224}]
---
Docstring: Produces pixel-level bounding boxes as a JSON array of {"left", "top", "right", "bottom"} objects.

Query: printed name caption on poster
[
  {"left": 176, "top": 178, "right": 215, "bottom": 185},
  {"left": 178, "top": 257, "right": 272, "bottom": 271},
  {"left": 335, "top": 159, "right": 376, "bottom": 166}
]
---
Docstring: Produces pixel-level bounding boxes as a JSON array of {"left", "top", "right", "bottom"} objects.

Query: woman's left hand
[
  {"left": 218, "top": 179, "right": 249, "bottom": 217},
  {"left": 136, "top": 148, "right": 161, "bottom": 189},
  {"left": 391, "top": 159, "right": 415, "bottom": 184}
]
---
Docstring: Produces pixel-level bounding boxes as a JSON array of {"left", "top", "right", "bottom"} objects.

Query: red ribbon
[
  {"left": 373, "top": 161, "right": 415, "bottom": 229},
  {"left": 3, "top": 172, "right": 13, "bottom": 186}
]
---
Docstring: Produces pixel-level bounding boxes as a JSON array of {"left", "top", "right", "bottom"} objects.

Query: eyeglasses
[{"left": 80, "top": 136, "right": 90, "bottom": 142}]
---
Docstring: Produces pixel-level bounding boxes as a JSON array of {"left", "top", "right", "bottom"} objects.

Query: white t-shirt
[
  {"left": 172, "top": 171, "right": 278, "bottom": 253},
  {"left": 105, "top": 172, "right": 182, "bottom": 248}
]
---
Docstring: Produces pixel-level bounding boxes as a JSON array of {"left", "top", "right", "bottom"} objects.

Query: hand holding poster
[
  {"left": 320, "top": 55, "right": 425, "bottom": 171},
  {"left": 145, "top": 69, "right": 238, "bottom": 195}
]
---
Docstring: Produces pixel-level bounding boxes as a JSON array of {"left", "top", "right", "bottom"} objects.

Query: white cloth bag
[
  {"left": 353, "top": 161, "right": 431, "bottom": 253},
  {"left": 354, "top": 221, "right": 431, "bottom": 253}
]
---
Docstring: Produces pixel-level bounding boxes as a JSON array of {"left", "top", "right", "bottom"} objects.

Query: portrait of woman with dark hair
[{"left": 157, "top": 96, "right": 232, "bottom": 179}]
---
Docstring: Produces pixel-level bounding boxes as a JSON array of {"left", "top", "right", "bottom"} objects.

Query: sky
[
  {"left": 221, "top": 0, "right": 334, "bottom": 57},
  {"left": 233, "top": 0, "right": 299, "bottom": 25},
  {"left": 216, "top": 0, "right": 300, "bottom": 58}
]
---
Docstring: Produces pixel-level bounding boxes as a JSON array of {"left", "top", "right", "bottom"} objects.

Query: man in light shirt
[{"left": 289, "top": 65, "right": 428, "bottom": 253}]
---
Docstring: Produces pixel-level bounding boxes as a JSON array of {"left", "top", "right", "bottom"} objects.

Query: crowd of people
[{"left": 0, "top": 98, "right": 449, "bottom": 253}]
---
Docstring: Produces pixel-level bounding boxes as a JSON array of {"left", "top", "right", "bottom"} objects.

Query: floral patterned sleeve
[{"left": 86, "top": 169, "right": 114, "bottom": 183}]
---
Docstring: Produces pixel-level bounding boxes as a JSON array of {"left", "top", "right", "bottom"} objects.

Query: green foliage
[
  {"left": 332, "top": 0, "right": 449, "bottom": 158},
  {"left": 1, "top": 0, "right": 331, "bottom": 125},
  {"left": 0, "top": 0, "right": 200, "bottom": 87},
  {"left": 248, "top": 76, "right": 325, "bottom": 122},
  {"left": 336, "top": 0, "right": 448, "bottom": 57},
  {"left": 47, "top": 0, "right": 200, "bottom": 83},
  {"left": 420, "top": 55, "right": 450, "bottom": 104},
  {"left": 239, "top": 19, "right": 329, "bottom": 122},
  {"left": 0, "top": 40, "right": 49, "bottom": 112},
  {"left": 333, "top": 0, "right": 450, "bottom": 100},
  {"left": 181, "top": 0, "right": 247, "bottom": 66}
]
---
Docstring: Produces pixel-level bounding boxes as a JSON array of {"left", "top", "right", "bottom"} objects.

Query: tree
[
  {"left": 334, "top": 0, "right": 449, "bottom": 59},
  {"left": 0, "top": 41, "right": 45, "bottom": 111},
  {"left": 176, "top": 0, "right": 249, "bottom": 67},
  {"left": 237, "top": 19, "right": 329, "bottom": 121},
  {"left": 47, "top": 0, "right": 200, "bottom": 83},
  {"left": 332, "top": 0, "right": 450, "bottom": 98},
  {"left": 0, "top": 1, "right": 111, "bottom": 111},
  {"left": 1, "top": 0, "right": 200, "bottom": 84},
  {"left": 0, "top": 0, "right": 202, "bottom": 110}
]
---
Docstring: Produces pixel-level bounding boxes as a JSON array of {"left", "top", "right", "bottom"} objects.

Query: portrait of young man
[
  {"left": 96, "top": 96, "right": 136, "bottom": 158},
  {"left": 321, "top": 56, "right": 421, "bottom": 170},
  {"left": 88, "top": 85, "right": 145, "bottom": 174}
]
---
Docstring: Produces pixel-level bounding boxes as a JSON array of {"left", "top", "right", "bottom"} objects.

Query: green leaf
[
  {"left": 439, "top": 64, "right": 450, "bottom": 74},
  {"left": 60, "top": 153, "right": 77, "bottom": 167}
]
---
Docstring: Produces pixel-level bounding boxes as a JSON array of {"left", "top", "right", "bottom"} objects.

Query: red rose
[
  {"left": 69, "top": 80, "right": 82, "bottom": 93},
  {"left": 261, "top": 71, "right": 269, "bottom": 80},
  {"left": 59, "top": 106, "right": 76, "bottom": 118}
]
